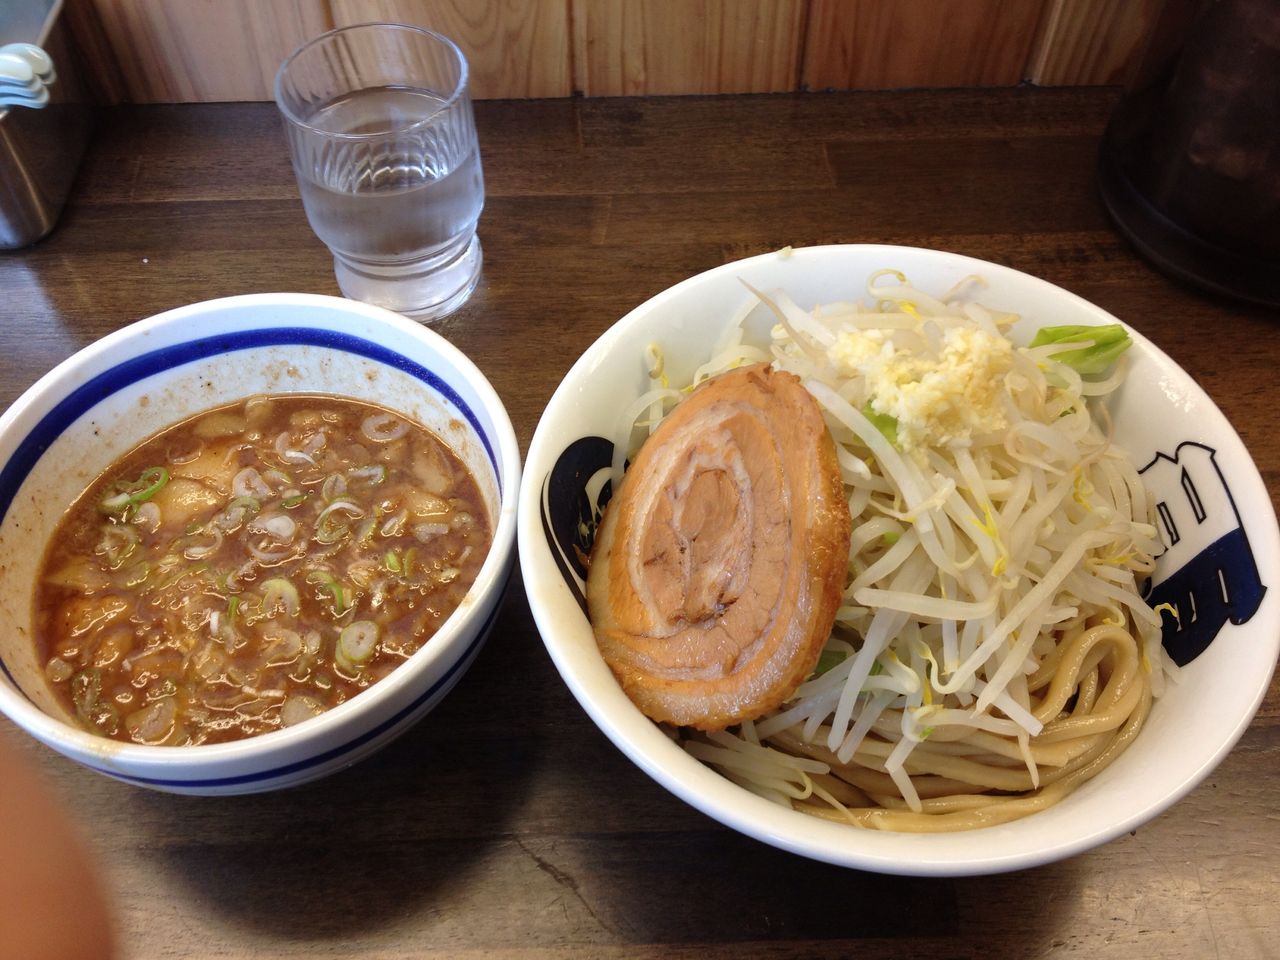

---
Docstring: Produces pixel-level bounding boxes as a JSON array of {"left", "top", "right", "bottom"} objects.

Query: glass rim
[{"left": 273, "top": 21, "right": 471, "bottom": 138}]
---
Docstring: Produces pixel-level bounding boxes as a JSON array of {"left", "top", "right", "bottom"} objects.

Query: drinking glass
[{"left": 275, "top": 23, "right": 484, "bottom": 321}]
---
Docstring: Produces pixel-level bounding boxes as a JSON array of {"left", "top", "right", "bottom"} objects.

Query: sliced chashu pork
[{"left": 587, "top": 362, "right": 852, "bottom": 730}]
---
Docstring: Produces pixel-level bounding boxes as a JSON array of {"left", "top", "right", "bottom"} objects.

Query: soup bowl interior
[
  {"left": 518, "top": 244, "right": 1280, "bottom": 875},
  {"left": 0, "top": 293, "right": 519, "bottom": 794}
]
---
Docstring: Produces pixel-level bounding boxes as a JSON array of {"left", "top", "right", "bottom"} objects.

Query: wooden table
[{"left": 2, "top": 88, "right": 1278, "bottom": 960}]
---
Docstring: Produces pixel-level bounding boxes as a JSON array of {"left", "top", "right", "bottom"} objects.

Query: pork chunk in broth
[{"left": 34, "top": 394, "right": 492, "bottom": 746}]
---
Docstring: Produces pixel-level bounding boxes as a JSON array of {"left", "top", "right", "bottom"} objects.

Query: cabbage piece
[{"left": 1030, "top": 324, "right": 1131, "bottom": 375}]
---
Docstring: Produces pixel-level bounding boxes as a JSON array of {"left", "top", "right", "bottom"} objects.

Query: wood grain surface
[
  {"left": 801, "top": 0, "right": 1048, "bottom": 90},
  {"left": 332, "top": 0, "right": 575, "bottom": 98},
  {"left": 1026, "top": 0, "right": 1167, "bottom": 86},
  {"left": 66, "top": 0, "right": 1170, "bottom": 102},
  {"left": 571, "top": 0, "right": 807, "bottom": 96},
  {"left": 84, "top": 0, "right": 334, "bottom": 102},
  {"left": 1, "top": 87, "right": 1278, "bottom": 960}
]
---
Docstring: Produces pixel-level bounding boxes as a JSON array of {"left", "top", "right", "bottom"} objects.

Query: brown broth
[{"left": 33, "top": 394, "right": 492, "bottom": 745}]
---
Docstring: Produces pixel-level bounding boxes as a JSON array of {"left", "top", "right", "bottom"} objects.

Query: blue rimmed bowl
[{"left": 0, "top": 293, "right": 520, "bottom": 795}]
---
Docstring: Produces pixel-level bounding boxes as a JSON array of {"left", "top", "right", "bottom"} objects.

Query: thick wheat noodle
[
  {"left": 847, "top": 736, "right": 1096, "bottom": 793},
  {"left": 1029, "top": 644, "right": 1107, "bottom": 716},
  {"left": 756, "top": 622, "right": 1148, "bottom": 824},
  {"left": 750, "top": 620, "right": 1150, "bottom": 828},
  {"left": 1035, "top": 680, "right": 1144, "bottom": 744},
  {"left": 768, "top": 728, "right": 988, "bottom": 798},
  {"left": 1030, "top": 623, "right": 1141, "bottom": 724},
  {"left": 889, "top": 725, "right": 1098, "bottom": 769},
  {"left": 807, "top": 771, "right": 872, "bottom": 807},
  {"left": 804, "top": 683, "right": 1150, "bottom": 832},
  {"left": 1027, "top": 632, "right": 1108, "bottom": 694},
  {"left": 788, "top": 662, "right": 1152, "bottom": 832},
  {"left": 1072, "top": 667, "right": 1101, "bottom": 716}
]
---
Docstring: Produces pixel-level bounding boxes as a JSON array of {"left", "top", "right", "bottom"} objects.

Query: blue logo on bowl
[
  {"left": 538, "top": 436, "right": 615, "bottom": 614},
  {"left": 1139, "top": 441, "right": 1267, "bottom": 665}
]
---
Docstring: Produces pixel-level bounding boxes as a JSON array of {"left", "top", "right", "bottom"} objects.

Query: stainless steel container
[{"left": 0, "top": 0, "right": 94, "bottom": 249}]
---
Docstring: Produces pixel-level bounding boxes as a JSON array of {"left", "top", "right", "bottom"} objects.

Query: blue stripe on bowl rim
[
  {"left": 97, "top": 590, "right": 503, "bottom": 790},
  {"left": 0, "top": 325, "right": 503, "bottom": 706}
]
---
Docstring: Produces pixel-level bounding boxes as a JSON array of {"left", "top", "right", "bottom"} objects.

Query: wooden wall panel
[
  {"left": 330, "top": 0, "right": 573, "bottom": 99},
  {"left": 802, "top": 0, "right": 1049, "bottom": 90},
  {"left": 61, "top": 0, "right": 129, "bottom": 104},
  {"left": 1026, "top": 0, "right": 1168, "bottom": 86},
  {"left": 65, "top": 0, "right": 1163, "bottom": 102},
  {"left": 86, "top": 0, "right": 333, "bottom": 102},
  {"left": 570, "top": 0, "right": 807, "bottom": 96}
]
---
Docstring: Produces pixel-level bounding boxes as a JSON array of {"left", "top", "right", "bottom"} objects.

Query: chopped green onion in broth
[{"left": 33, "top": 394, "right": 492, "bottom": 746}]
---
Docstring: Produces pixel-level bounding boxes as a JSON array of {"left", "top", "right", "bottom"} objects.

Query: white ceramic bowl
[
  {"left": 518, "top": 244, "right": 1280, "bottom": 876},
  {"left": 0, "top": 293, "right": 520, "bottom": 795}
]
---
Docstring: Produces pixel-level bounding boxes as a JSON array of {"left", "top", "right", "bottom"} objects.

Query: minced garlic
[{"left": 830, "top": 325, "right": 1014, "bottom": 451}]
